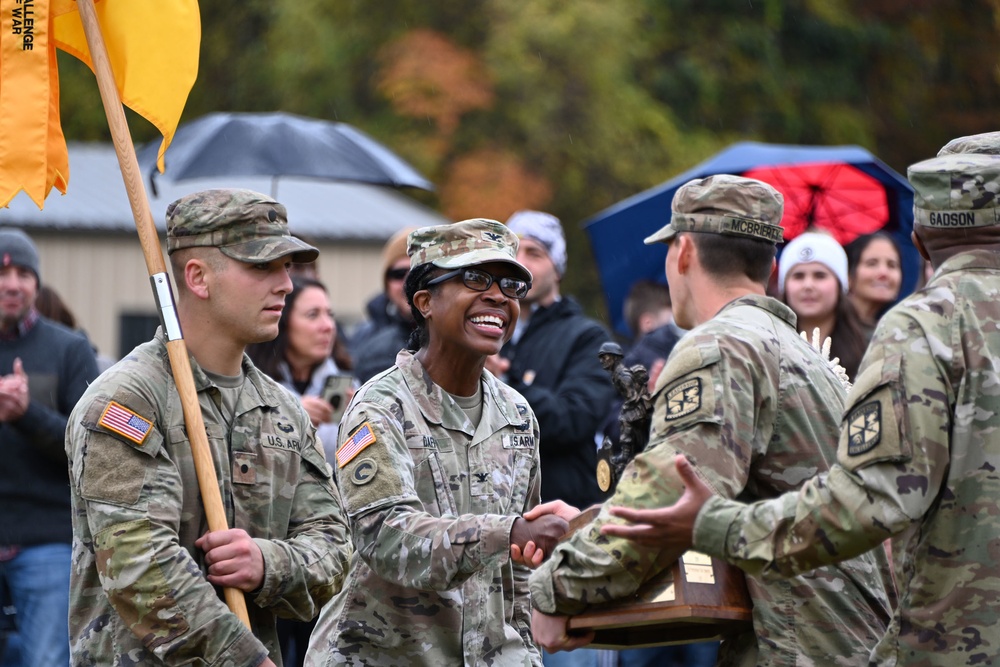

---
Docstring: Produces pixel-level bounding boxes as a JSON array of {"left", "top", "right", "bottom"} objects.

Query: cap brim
[
  {"left": 643, "top": 224, "right": 676, "bottom": 245},
  {"left": 431, "top": 250, "right": 533, "bottom": 283},
  {"left": 219, "top": 235, "right": 319, "bottom": 264}
]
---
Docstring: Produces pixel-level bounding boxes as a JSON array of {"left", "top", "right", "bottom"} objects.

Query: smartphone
[{"left": 320, "top": 374, "right": 354, "bottom": 423}]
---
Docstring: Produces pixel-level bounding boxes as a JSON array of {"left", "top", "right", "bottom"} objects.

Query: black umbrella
[{"left": 137, "top": 111, "right": 434, "bottom": 196}]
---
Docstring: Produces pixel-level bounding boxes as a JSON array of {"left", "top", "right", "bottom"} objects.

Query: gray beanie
[{"left": 0, "top": 228, "right": 40, "bottom": 282}]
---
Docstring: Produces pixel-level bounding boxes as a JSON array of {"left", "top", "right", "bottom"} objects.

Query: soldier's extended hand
[
  {"left": 531, "top": 608, "right": 594, "bottom": 653},
  {"left": 195, "top": 529, "right": 266, "bottom": 592},
  {"left": 510, "top": 514, "right": 568, "bottom": 563},
  {"left": 510, "top": 501, "right": 581, "bottom": 565},
  {"left": 601, "top": 455, "right": 711, "bottom": 548},
  {"left": 522, "top": 500, "right": 581, "bottom": 523}
]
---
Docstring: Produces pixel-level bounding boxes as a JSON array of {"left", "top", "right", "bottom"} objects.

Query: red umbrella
[
  {"left": 742, "top": 162, "right": 889, "bottom": 245},
  {"left": 585, "top": 142, "right": 915, "bottom": 336}
]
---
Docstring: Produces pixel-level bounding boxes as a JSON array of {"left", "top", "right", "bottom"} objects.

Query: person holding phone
[
  {"left": 246, "top": 275, "right": 356, "bottom": 666},
  {"left": 249, "top": 276, "right": 356, "bottom": 466}
]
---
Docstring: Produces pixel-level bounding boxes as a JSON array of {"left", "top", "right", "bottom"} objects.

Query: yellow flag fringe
[{"left": 0, "top": 0, "right": 199, "bottom": 208}]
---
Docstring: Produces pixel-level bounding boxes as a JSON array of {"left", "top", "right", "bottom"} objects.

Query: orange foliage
[
  {"left": 440, "top": 149, "right": 553, "bottom": 221},
  {"left": 376, "top": 29, "right": 495, "bottom": 137}
]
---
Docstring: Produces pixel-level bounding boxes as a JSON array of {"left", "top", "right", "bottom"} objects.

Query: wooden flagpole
[{"left": 74, "top": 0, "right": 251, "bottom": 628}]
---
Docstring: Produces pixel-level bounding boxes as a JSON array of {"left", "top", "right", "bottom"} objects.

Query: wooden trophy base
[{"left": 563, "top": 508, "right": 753, "bottom": 649}]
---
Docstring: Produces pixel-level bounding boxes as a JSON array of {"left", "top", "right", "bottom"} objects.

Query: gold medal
[{"left": 596, "top": 459, "right": 612, "bottom": 492}]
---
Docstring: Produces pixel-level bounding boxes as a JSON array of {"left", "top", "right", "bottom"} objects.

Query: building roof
[{"left": 3, "top": 143, "right": 449, "bottom": 240}]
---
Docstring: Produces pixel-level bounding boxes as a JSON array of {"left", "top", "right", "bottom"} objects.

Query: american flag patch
[
  {"left": 337, "top": 422, "right": 377, "bottom": 468},
  {"left": 98, "top": 401, "right": 153, "bottom": 445}
]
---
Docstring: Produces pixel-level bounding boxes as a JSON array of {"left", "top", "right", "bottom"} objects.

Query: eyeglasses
[
  {"left": 424, "top": 268, "right": 531, "bottom": 299},
  {"left": 385, "top": 267, "right": 409, "bottom": 282}
]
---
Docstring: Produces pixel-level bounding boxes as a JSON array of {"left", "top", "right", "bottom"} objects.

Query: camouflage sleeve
[
  {"left": 512, "top": 414, "right": 542, "bottom": 652},
  {"left": 71, "top": 401, "right": 267, "bottom": 665},
  {"left": 251, "top": 424, "right": 351, "bottom": 621},
  {"left": 694, "top": 310, "right": 939, "bottom": 577},
  {"left": 530, "top": 336, "right": 737, "bottom": 615},
  {"left": 335, "top": 402, "right": 518, "bottom": 591},
  {"left": 647, "top": 332, "right": 763, "bottom": 498}
]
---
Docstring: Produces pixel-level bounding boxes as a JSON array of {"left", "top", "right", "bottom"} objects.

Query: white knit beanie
[
  {"left": 778, "top": 232, "right": 848, "bottom": 294},
  {"left": 505, "top": 210, "right": 567, "bottom": 276}
]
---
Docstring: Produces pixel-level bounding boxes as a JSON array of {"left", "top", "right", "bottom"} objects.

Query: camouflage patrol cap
[
  {"left": 644, "top": 174, "right": 785, "bottom": 246},
  {"left": 165, "top": 189, "right": 318, "bottom": 263},
  {"left": 909, "top": 153, "right": 1000, "bottom": 229},
  {"left": 407, "top": 219, "right": 532, "bottom": 281},
  {"left": 937, "top": 131, "right": 1000, "bottom": 157}
]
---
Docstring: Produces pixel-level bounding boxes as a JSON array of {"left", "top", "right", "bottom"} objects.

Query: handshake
[{"left": 509, "top": 500, "right": 582, "bottom": 568}]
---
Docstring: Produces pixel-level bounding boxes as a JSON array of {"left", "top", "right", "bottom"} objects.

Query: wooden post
[{"left": 75, "top": 0, "right": 251, "bottom": 629}]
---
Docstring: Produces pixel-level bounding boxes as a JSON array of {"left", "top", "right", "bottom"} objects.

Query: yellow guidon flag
[{"left": 0, "top": 0, "right": 200, "bottom": 209}]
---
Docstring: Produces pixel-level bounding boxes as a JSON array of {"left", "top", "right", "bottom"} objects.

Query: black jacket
[
  {"left": 0, "top": 317, "right": 99, "bottom": 545},
  {"left": 351, "top": 294, "right": 416, "bottom": 383},
  {"left": 623, "top": 321, "right": 684, "bottom": 371},
  {"left": 501, "top": 298, "right": 615, "bottom": 508}
]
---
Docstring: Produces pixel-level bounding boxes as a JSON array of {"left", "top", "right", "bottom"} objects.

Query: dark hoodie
[{"left": 500, "top": 297, "right": 615, "bottom": 509}]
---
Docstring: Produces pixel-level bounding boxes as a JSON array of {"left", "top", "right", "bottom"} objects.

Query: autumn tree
[{"left": 52, "top": 0, "right": 1000, "bottom": 320}]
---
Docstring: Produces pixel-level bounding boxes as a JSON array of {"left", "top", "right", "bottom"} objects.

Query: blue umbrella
[{"left": 584, "top": 142, "right": 917, "bottom": 336}]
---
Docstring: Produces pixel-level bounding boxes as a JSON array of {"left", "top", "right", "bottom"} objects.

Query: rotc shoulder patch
[
  {"left": 847, "top": 401, "right": 881, "bottom": 456},
  {"left": 98, "top": 401, "right": 153, "bottom": 445},
  {"left": 665, "top": 378, "right": 701, "bottom": 420},
  {"left": 337, "top": 421, "right": 377, "bottom": 468}
]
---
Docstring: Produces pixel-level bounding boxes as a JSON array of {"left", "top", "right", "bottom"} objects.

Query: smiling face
[
  {"left": 0, "top": 265, "right": 37, "bottom": 330},
  {"left": 784, "top": 262, "right": 840, "bottom": 322},
  {"left": 850, "top": 237, "right": 901, "bottom": 310},
  {"left": 285, "top": 285, "right": 335, "bottom": 372},
  {"left": 420, "top": 261, "right": 521, "bottom": 358}
]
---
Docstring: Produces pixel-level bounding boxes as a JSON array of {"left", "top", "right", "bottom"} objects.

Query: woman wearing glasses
[{"left": 306, "top": 219, "right": 569, "bottom": 666}]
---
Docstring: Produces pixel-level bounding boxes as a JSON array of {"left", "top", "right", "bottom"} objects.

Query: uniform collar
[
  {"left": 716, "top": 293, "right": 796, "bottom": 329},
  {"left": 395, "top": 349, "right": 523, "bottom": 437},
  {"left": 153, "top": 327, "right": 282, "bottom": 411},
  {"left": 931, "top": 248, "right": 1000, "bottom": 280}
]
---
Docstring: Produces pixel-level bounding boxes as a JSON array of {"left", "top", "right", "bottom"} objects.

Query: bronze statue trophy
[
  {"left": 561, "top": 343, "right": 752, "bottom": 649},
  {"left": 595, "top": 342, "right": 652, "bottom": 494}
]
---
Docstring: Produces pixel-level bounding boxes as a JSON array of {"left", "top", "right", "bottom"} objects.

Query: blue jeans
[
  {"left": 617, "top": 642, "right": 719, "bottom": 667},
  {"left": 543, "top": 648, "right": 617, "bottom": 667},
  {"left": 0, "top": 544, "right": 71, "bottom": 667}
]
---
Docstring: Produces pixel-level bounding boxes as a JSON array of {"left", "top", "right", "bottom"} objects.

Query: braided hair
[{"left": 403, "top": 263, "right": 445, "bottom": 351}]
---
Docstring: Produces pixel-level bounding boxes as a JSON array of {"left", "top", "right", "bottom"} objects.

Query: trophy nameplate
[
  {"left": 566, "top": 548, "right": 753, "bottom": 648},
  {"left": 561, "top": 508, "right": 753, "bottom": 648}
]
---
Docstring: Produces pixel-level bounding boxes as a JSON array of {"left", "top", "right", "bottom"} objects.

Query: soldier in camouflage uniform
[
  {"left": 600, "top": 153, "right": 1000, "bottom": 665},
  {"left": 529, "top": 175, "right": 895, "bottom": 665},
  {"left": 66, "top": 189, "right": 352, "bottom": 666},
  {"left": 305, "top": 219, "right": 569, "bottom": 666}
]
